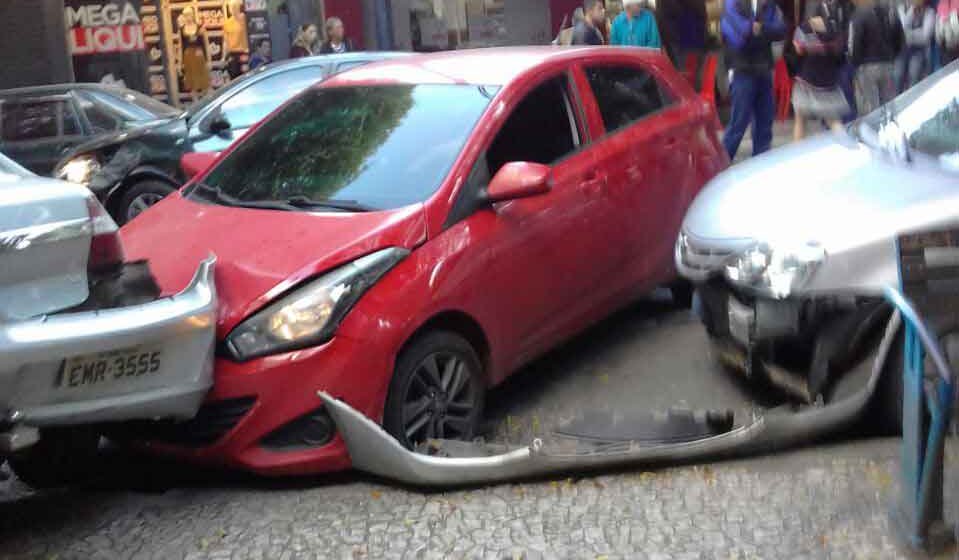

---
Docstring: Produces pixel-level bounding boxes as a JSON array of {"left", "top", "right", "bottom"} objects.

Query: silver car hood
[{"left": 681, "top": 133, "right": 959, "bottom": 295}]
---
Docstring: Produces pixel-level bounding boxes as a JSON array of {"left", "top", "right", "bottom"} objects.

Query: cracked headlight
[
  {"left": 724, "top": 242, "right": 825, "bottom": 299},
  {"left": 56, "top": 154, "right": 101, "bottom": 185},
  {"left": 225, "top": 247, "right": 409, "bottom": 361}
]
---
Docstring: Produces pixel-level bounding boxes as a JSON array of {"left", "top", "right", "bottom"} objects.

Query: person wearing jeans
[
  {"left": 720, "top": 0, "right": 787, "bottom": 159},
  {"left": 895, "top": 0, "right": 936, "bottom": 91}
]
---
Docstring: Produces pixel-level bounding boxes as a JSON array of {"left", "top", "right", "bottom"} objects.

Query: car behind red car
[{"left": 121, "top": 46, "right": 728, "bottom": 476}]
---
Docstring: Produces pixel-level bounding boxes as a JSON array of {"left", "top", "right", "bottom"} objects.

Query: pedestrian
[
  {"left": 791, "top": 3, "right": 850, "bottom": 139},
  {"left": 319, "top": 17, "right": 353, "bottom": 54},
  {"left": 719, "top": 0, "right": 787, "bottom": 158},
  {"left": 935, "top": 0, "right": 959, "bottom": 64},
  {"left": 660, "top": 0, "right": 707, "bottom": 69},
  {"left": 849, "top": 0, "right": 903, "bottom": 114},
  {"left": 610, "top": 0, "right": 662, "bottom": 48},
  {"left": 289, "top": 23, "right": 318, "bottom": 58},
  {"left": 895, "top": 0, "right": 936, "bottom": 91},
  {"left": 249, "top": 38, "right": 272, "bottom": 70},
  {"left": 572, "top": 0, "right": 607, "bottom": 45}
]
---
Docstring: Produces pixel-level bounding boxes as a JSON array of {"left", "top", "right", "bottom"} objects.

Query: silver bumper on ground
[
  {"left": 319, "top": 311, "right": 899, "bottom": 488},
  {"left": 0, "top": 256, "right": 217, "bottom": 432}
]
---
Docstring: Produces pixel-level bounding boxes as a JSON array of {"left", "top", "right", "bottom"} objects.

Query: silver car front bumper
[{"left": 0, "top": 256, "right": 217, "bottom": 437}]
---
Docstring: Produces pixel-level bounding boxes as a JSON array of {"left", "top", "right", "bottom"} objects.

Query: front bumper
[
  {"left": 0, "top": 256, "right": 217, "bottom": 435},
  {"left": 141, "top": 331, "right": 395, "bottom": 476}
]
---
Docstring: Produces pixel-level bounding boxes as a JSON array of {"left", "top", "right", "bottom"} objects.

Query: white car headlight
[
  {"left": 225, "top": 247, "right": 408, "bottom": 361},
  {"left": 56, "top": 155, "right": 101, "bottom": 185},
  {"left": 724, "top": 242, "right": 825, "bottom": 299}
]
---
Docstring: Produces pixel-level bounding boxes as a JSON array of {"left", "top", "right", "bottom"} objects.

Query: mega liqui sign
[
  {"left": 64, "top": 0, "right": 151, "bottom": 94},
  {"left": 65, "top": 1, "right": 144, "bottom": 54}
]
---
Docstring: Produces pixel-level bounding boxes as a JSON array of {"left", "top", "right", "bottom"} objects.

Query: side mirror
[
  {"left": 486, "top": 162, "right": 551, "bottom": 203},
  {"left": 205, "top": 112, "right": 232, "bottom": 137},
  {"left": 181, "top": 151, "right": 219, "bottom": 179}
]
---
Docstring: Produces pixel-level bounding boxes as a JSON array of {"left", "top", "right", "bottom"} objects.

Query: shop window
[
  {"left": 486, "top": 76, "right": 579, "bottom": 177},
  {"left": 585, "top": 66, "right": 674, "bottom": 134},
  {"left": 1, "top": 101, "right": 59, "bottom": 142}
]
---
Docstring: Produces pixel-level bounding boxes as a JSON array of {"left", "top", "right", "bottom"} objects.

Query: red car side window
[{"left": 584, "top": 65, "right": 674, "bottom": 135}]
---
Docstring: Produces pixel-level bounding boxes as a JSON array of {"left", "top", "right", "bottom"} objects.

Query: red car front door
[{"left": 455, "top": 71, "right": 619, "bottom": 379}]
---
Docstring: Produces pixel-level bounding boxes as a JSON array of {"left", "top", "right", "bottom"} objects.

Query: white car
[{"left": 0, "top": 153, "right": 216, "bottom": 487}]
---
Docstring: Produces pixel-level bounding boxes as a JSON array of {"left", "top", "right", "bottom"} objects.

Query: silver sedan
[
  {"left": 0, "top": 153, "right": 217, "bottom": 487},
  {"left": 676, "top": 61, "right": 959, "bottom": 424}
]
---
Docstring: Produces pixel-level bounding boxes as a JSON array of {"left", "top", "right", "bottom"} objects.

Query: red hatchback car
[{"left": 121, "top": 47, "right": 728, "bottom": 476}]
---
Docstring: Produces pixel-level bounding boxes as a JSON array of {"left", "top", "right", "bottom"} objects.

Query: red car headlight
[{"left": 225, "top": 247, "right": 408, "bottom": 361}]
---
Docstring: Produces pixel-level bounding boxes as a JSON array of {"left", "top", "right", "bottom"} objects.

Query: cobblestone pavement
[
  {"left": 0, "top": 439, "right": 956, "bottom": 559},
  {"left": 1, "top": 298, "right": 957, "bottom": 559}
]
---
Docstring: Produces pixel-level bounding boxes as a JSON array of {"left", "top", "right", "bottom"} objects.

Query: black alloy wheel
[{"left": 385, "top": 332, "right": 484, "bottom": 450}]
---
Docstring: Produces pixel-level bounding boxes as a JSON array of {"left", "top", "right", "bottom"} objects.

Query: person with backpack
[
  {"left": 720, "top": 0, "right": 787, "bottom": 158},
  {"left": 791, "top": 1, "right": 850, "bottom": 139},
  {"left": 849, "top": 0, "right": 904, "bottom": 113},
  {"left": 895, "top": 0, "right": 936, "bottom": 92}
]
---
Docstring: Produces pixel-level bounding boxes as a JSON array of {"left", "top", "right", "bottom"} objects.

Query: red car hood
[{"left": 121, "top": 192, "right": 427, "bottom": 335}]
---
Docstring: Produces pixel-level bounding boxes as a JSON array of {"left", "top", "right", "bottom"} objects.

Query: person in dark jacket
[
  {"left": 720, "top": 0, "right": 787, "bottom": 159},
  {"left": 572, "top": 0, "right": 607, "bottom": 45},
  {"left": 791, "top": 1, "right": 850, "bottom": 139},
  {"left": 319, "top": 17, "right": 354, "bottom": 54},
  {"left": 849, "top": 0, "right": 904, "bottom": 113}
]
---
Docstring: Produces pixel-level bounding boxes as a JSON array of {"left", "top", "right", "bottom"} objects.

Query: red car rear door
[{"left": 578, "top": 61, "right": 694, "bottom": 291}]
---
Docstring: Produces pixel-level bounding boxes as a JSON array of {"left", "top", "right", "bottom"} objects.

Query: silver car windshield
[{"left": 856, "top": 61, "right": 959, "bottom": 170}]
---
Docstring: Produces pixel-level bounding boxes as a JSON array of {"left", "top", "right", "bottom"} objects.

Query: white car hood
[{"left": 681, "top": 133, "right": 959, "bottom": 294}]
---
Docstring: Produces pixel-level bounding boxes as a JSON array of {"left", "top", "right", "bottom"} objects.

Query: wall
[
  {"left": 0, "top": 0, "right": 73, "bottom": 88},
  {"left": 549, "top": 0, "right": 580, "bottom": 34},
  {"left": 323, "top": 0, "right": 364, "bottom": 48}
]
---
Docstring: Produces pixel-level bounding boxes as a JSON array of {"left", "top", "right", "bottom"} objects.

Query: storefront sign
[
  {"left": 64, "top": 0, "right": 150, "bottom": 93},
  {"left": 65, "top": 1, "right": 145, "bottom": 54}
]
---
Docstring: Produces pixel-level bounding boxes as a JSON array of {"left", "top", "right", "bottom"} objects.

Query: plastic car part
[{"left": 318, "top": 310, "right": 900, "bottom": 488}]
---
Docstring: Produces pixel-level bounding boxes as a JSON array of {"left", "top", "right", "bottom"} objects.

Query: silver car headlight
[
  {"left": 724, "top": 242, "right": 825, "bottom": 299},
  {"left": 225, "top": 247, "right": 409, "bottom": 361},
  {"left": 56, "top": 154, "right": 101, "bottom": 185}
]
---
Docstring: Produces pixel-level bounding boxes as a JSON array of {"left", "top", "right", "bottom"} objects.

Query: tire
[
  {"left": 384, "top": 331, "right": 485, "bottom": 450},
  {"left": 669, "top": 279, "right": 695, "bottom": 309},
  {"left": 116, "top": 180, "right": 176, "bottom": 225},
  {"left": 8, "top": 427, "right": 102, "bottom": 489}
]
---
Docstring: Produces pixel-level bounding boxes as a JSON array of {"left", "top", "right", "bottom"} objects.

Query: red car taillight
[{"left": 86, "top": 195, "right": 125, "bottom": 271}]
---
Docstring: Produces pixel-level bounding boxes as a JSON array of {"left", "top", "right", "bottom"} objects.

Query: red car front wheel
[{"left": 384, "top": 331, "right": 485, "bottom": 450}]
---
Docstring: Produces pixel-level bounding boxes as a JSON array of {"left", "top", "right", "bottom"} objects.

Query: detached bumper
[{"left": 0, "top": 256, "right": 217, "bottom": 431}]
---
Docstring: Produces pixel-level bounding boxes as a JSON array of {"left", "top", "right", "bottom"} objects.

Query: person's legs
[
  {"left": 877, "top": 61, "right": 898, "bottom": 106},
  {"left": 907, "top": 48, "right": 926, "bottom": 88},
  {"left": 894, "top": 49, "right": 909, "bottom": 93},
  {"left": 751, "top": 73, "right": 774, "bottom": 155},
  {"left": 722, "top": 72, "right": 756, "bottom": 159},
  {"left": 838, "top": 62, "right": 857, "bottom": 123},
  {"left": 793, "top": 110, "right": 806, "bottom": 140}
]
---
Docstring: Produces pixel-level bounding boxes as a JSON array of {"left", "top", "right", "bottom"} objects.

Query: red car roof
[{"left": 321, "top": 46, "right": 664, "bottom": 88}]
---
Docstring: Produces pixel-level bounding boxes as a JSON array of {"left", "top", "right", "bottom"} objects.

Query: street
[{"left": 2, "top": 295, "right": 956, "bottom": 559}]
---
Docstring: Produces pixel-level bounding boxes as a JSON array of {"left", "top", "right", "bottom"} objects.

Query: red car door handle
[{"left": 582, "top": 171, "right": 606, "bottom": 195}]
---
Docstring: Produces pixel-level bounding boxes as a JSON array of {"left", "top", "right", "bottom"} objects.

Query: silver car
[
  {"left": 0, "top": 153, "right": 216, "bottom": 486},
  {"left": 676, "top": 61, "right": 959, "bottom": 424}
]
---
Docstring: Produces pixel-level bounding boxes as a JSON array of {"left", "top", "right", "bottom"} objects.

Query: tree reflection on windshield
[{"left": 198, "top": 84, "right": 496, "bottom": 211}]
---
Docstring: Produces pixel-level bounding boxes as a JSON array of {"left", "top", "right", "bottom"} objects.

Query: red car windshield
[{"left": 193, "top": 84, "right": 497, "bottom": 211}]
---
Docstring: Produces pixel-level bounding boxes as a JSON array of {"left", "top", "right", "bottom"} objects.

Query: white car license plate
[{"left": 57, "top": 347, "right": 163, "bottom": 389}]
